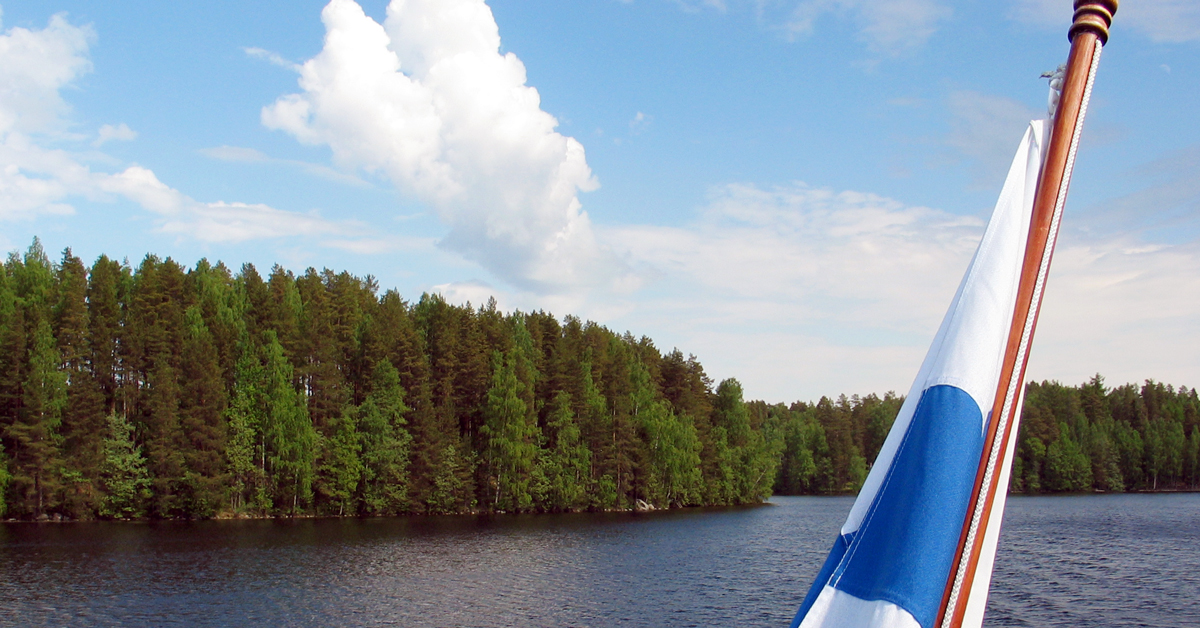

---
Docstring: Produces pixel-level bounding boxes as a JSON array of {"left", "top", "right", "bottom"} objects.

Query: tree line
[
  {"left": 0, "top": 240, "right": 781, "bottom": 520},
  {"left": 772, "top": 376, "right": 1200, "bottom": 496},
  {"left": 2, "top": 240, "right": 1195, "bottom": 520}
]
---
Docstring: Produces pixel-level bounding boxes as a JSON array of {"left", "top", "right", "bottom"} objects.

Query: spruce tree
[
  {"left": 358, "top": 361, "right": 413, "bottom": 514},
  {"left": 543, "top": 391, "right": 590, "bottom": 510},
  {"left": 7, "top": 317, "right": 67, "bottom": 517},
  {"left": 98, "top": 413, "right": 151, "bottom": 519}
]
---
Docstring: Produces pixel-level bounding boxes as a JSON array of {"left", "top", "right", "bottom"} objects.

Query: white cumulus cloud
[
  {"left": 0, "top": 12, "right": 93, "bottom": 136},
  {"left": 262, "top": 0, "right": 626, "bottom": 294}
]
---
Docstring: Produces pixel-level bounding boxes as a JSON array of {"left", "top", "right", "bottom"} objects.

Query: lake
[{"left": 1, "top": 494, "right": 1197, "bottom": 627}]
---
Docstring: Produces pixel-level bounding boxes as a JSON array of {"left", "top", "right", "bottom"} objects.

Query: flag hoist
[{"left": 789, "top": 3, "right": 1119, "bottom": 628}]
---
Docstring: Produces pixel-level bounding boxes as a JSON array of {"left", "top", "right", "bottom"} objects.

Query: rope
[{"left": 939, "top": 38, "right": 1103, "bottom": 628}]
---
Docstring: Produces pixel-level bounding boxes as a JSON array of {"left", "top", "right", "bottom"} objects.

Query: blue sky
[{"left": 1, "top": 0, "right": 1197, "bottom": 402}]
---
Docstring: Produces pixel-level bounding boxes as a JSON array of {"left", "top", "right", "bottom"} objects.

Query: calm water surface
[{"left": 1, "top": 494, "right": 1197, "bottom": 627}]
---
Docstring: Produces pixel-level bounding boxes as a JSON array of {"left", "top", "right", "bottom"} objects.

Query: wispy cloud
[
  {"left": 199, "top": 144, "right": 369, "bottom": 186},
  {"left": 602, "top": 181, "right": 983, "bottom": 400},
  {"left": 244, "top": 46, "right": 301, "bottom": 71},
  {"left": 198, "top": 145, "right": 268, "bottom": 162},
  {"left": 160, "top": 202, "right": 346, "bottom": 243},
  {"left": 0, "top": 12, "right": 375, "bottom": 250},
  {"left": 1011, "top": 0, "right": 1200, "bottom": 44},
  {"left": 781, "top": 0, "right": 951, "bottom": 54},
  {"left": 1030, "top": 232, "right": 1200, "bottom": 390},
  {"left": 629, "top": 111, "right": 652, "bottom": 134},
  {"left": 944, "top": 91, "right": 1042, "bottom": 189},
  {"left": 671, "top": 0, "right": 729, "bottom": 12},
  {"left": 667, "top": 0, "right": 952, "bottom": 54},
  {"left": 323, "top": 235, "right": 439, "bottom": 255},
  {"left": 94, "top": 122, "right": 137, "bottom": 147}
]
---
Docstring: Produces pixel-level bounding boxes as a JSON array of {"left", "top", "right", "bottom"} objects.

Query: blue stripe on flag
[
  {"left": 790, "top": 534, "right": 850, "bottom": 628},
  {"left": 796, "top": 385, "right": 985, "bottom": 628},
  {"left": 833, "top": 385, "right": 985, "bottom": 628}
]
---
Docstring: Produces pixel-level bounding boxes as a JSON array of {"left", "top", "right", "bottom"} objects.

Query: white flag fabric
[{"left": 791, "top": 120, "right": 1045, "bottom": 628}]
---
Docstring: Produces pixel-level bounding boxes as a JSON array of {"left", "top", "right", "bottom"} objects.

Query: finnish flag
[{"left": 791, "top": 120, "right": 1045, "bottom": 628}]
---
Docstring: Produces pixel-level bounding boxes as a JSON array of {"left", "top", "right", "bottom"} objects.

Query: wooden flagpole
[{"left": 936, "top": 2, "right": 1119, "bottom": 627}]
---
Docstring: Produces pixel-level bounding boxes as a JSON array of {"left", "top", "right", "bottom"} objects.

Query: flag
[{"left": 791, "top": 120, "right": 1046, "bottom": 628}]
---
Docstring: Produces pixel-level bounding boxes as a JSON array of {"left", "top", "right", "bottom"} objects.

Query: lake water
[{"left": 1, "top": 494, "right": 1197, "bottom": 627}]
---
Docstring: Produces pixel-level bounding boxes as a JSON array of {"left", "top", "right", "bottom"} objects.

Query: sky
[{"left": 1, "top": 0, "right": 1197, "bottom": 404}]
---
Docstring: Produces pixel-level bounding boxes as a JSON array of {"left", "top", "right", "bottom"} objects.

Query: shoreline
[{"left": 9, "top": 490, "right": 1200, "bottom": 523}]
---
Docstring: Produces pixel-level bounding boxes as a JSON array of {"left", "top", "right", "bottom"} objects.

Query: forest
[
  {"left": 1, "top": 240, "right": 1196, "bottom": 521},
  {"left": 770, "top": 377, "right": 1200, "bottom": 496},
  {"left": 0, "top": 240, "right": 780, "bottom": 520}
]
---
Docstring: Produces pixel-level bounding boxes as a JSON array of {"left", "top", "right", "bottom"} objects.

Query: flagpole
[{"left": 937, "top": 2, "right": 1118, "bottom": 627}]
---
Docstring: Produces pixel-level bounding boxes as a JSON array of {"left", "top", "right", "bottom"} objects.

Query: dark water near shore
[{"left": 1, "top": 494, "right": 1197, "bottom": 627}]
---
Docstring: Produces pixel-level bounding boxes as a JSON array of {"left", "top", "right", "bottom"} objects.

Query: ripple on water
[{"left": 1, "top": 494, "right": 1197, "bottom": 627}]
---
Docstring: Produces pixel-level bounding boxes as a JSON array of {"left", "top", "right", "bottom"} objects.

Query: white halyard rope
[{"left": 939, "top": 39, "right": 1103, "bottom": 628}]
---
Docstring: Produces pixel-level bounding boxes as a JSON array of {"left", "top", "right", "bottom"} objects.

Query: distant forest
[
  {"left": 0, "top": 240, "right": 1196, "bottom": 520},
  {"left": 771, "top": 377, "right": 1200, "bottom": 496}
]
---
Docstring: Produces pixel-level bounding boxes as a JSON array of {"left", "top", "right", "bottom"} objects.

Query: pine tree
[
  {"left": 0, "top": 258, "right": 23, "bottom": 488},
  {"left": 54, "top": 249, "right": 105, "bottom": 516},
  {"left": 178, "top": 306, "right": 228, "bottom": 517},
  {"left": 144, "top": 363, "right": 188, "bottom": 517},
  {"left": 87, "top": 255, "right": 126, "bottom": 416}
]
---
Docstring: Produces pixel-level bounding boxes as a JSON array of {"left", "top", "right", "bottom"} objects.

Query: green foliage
[
  {"left": 631, "top": 361, "right": 702, "bottom": 507},
  {"left": 427, "top": 443, "right": 467, "bottom": 515},
  {"left": 541, "top": 391, "right": 591, "bottom": 510},
  {"left": 98, "top": 414, "right": 151, "bottom": 519},
  {"left": 1016, "top": 378, "right": 1200, "bottom": 493},
  {"left": 358, "top": 361, "right": 413, "bottom": 515},
  {"left": 317, "top": 408, "right": 362, "bottom": 516},
  {"left": 1044, "top": 425, "right": 1092, "bottom": 492},
  {"left": 774, "top": 393, "right": 900, "bottom": 496},
  {"left": 262, "top": 333, "right": 315, "bottom": 514},
  {"left": 0, "top": 444, "right": 10, "bottom": 517},
  {"left": 481, "top": 351, "right": 539, "bottom": 512},
  {"left": 225, "top": 342, "right": 268, "bottom": 514},
  {"left": 3, "top": 238, "right": 1193, "bottom": 519}
]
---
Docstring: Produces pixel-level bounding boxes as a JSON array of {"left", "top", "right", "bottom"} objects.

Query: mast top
[{"left": 1069, "top": 0, "right": 1118, "bottom": 44}]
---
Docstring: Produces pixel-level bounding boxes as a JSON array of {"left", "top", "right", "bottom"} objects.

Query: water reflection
[{"left": 1, "top": 495, "right": 1197, "bottom": 627}]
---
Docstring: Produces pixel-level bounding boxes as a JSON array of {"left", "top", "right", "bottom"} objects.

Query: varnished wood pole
[{"left": 936, "top": 2, "right": 1118, "bottom": 627}]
